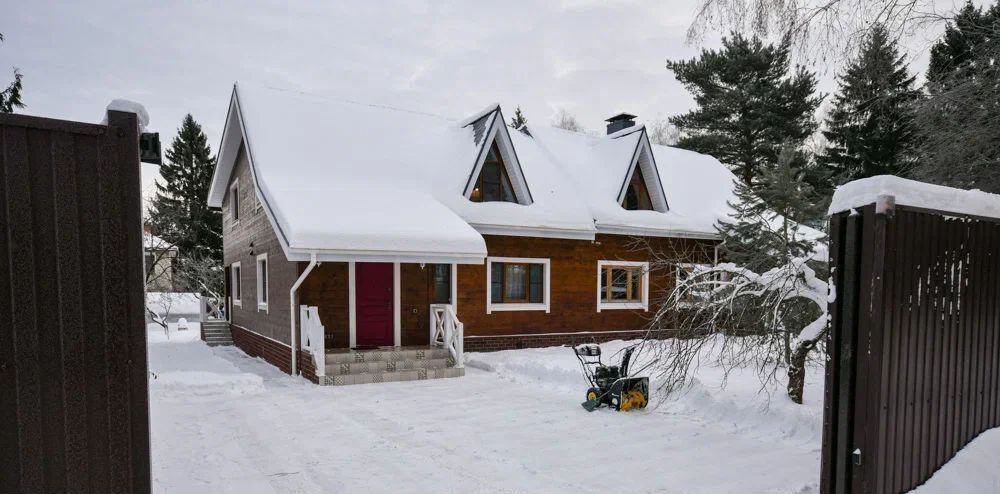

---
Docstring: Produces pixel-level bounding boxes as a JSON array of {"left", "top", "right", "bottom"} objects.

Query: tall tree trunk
[{"left": 787, "top": 335, "right": 820, "bottom": 404}]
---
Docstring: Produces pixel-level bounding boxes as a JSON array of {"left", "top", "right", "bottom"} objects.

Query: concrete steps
[
  {"left": 322, "top": 346, "right": 463, "bottom": 386},
  {"left": 202, "top": 320, "right": 233, "bottom": 347}
]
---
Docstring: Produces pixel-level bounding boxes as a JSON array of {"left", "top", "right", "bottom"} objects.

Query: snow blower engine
[{"left": 573, "top": 343, "right": 649, "bottom": 412}]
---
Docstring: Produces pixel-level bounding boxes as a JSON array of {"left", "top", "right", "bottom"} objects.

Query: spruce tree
[
  {"left": 926, "top": 2, "right": 998, "bottom": 87},
  {"left": 0, "top": 34, "right": 24, "bottom": 113},
  {"left": 148, "top": 114, "right": 222, "bottom": 263},
  {"left": 914, "top": 1, "right": 1000, "bottom": 193},
  {"left": 667, "top": 33, "right": 822, "bottom": 188},
  {"left": 820, "top": 25, "right": 920, "bottom": 182},
  {"left": 509, "top": 106, "right": 527, "bottom": 129},
  {"left": 717, "top": 148, "right": 819, "bottom": 273}
]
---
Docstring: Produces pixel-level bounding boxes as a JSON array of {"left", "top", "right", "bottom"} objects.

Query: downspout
[{"left": 289, "top": 253, "right": 318, "bottom": 376}]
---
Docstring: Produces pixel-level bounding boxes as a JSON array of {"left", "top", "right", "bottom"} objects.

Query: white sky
[{"left": 3, "top": 0, "right": 976, "bottom": 199}]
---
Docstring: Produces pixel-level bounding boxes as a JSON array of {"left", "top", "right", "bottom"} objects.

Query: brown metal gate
[
  {"left": 0, "top": 111, "right": 149, "bottom": 492},
  {"left": 822, "top": 200, "right": 1000, "bottom": 493}
]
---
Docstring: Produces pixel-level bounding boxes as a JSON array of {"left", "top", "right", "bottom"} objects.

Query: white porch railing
[
  {"left": 299, "top": 305, "right": 326, "bottom": 377},
  {"left": 429, "top": 304, "right": 464, "bottom": 369},
  {"left": 200, "top": 295, "right": 225, "bottom": 322}
]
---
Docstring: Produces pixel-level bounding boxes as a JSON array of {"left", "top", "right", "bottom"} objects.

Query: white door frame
[{"left": 348, "top": 261, "right": 401, "bottom": 348}]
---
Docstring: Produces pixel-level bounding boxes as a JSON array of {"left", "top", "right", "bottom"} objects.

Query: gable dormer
[
  {"left": 460, "top": 105, "right": 533, "bottom": 205},
  {"left": 615, "top": 129, "right": 668, "bottom": 212}
]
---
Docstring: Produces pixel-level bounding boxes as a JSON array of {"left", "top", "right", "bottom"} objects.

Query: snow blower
[{"left": 573, "top": 343, "right": 649, "bottom": 412}]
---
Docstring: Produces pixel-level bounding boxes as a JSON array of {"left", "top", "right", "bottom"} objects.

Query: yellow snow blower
[{"left": 573, "top": 343, "right": 649, "bottom": 412}]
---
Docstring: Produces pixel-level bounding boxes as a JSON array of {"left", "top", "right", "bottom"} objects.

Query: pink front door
[{"left": 355, "top": 262, "right": 394, "bottom": 347}]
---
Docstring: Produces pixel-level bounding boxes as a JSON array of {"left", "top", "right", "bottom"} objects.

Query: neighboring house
[
  {"left": 206, "top": 83, "right": 739, "bottom": 384},
  {"left": 144, "top": 228, "right": 178, "bottom": 291}
]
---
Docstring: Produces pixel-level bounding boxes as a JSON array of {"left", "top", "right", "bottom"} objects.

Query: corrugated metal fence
[
  {"left": 0, "top": 111, "right": 149, "bottom": 492},
  {"left": 822, "top": 201, "right": 1000, "bottom": 493}
]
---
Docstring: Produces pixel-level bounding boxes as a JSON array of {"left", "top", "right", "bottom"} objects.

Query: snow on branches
[{"left": 643, "top": 251, "right": 829, "bottom": 404}]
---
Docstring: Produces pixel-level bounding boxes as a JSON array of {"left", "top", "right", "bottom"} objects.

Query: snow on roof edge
[
  {"left": 607, "top": 123, "right": 645, "bottom": 139},
  {"left": 457, "top": 103, "right": 501, "bottom": 127},
  {"left": 829, "top": 175, "right": 1000, "bottom": 219}
]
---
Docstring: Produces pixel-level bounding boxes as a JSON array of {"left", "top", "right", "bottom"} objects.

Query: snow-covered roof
[
  {"left": 144, "top": 232, "right": 177, "bottom": 251},
  {"left": 208, "top": 83, "right": 742, "bottom": 263},
  {"left": 829, "top": 175, "right": 1000, "bottom": 219}
]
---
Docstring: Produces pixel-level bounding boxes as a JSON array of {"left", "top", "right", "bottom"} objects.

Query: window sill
[
  {"left": 233, "top": 300, "right": 242, "bottom": 308},
  {"left": 598, "top": 302, "right": 647, "bottom": 312},
  {"left": 257, "top": 303, "right": 268, "bottom": 312},
  {"left": 488, "top": 303, "right": 549, "bottom": 313}
]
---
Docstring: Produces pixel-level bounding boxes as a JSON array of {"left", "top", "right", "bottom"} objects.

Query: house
[{"left": 206, "top": 83, "right": 738, "bottom": 385}]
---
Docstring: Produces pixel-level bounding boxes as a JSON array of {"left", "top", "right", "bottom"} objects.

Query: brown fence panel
[
  {"left": 0, "top": 111, "right": 149, "bottom": 493},
  {"left": 822, "top": 201, "right": 1000, "bottom": 493}
]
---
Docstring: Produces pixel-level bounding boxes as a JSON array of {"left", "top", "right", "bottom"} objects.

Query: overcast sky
[{"left": 3, "top": 0, "right": 975, "bottom": 194}]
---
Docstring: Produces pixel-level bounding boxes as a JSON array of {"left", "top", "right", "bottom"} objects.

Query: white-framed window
[
  {"left": 486, "top": 257, "right": 550, "bottom": 313},
  {"left": 229, "top": 179, "right": 240, "bottom": 223},
  {"left": 597, "top": 260, "right": 649, "bottom": 312},
  {"left": 231, "top": 261, "right": 242, "bottom": 307},
  {"left": 256, "top": 253, "right": 268, "bottom": 311},
  {"left": 674, "top": 263, "right": 719, "bottom": 306}
]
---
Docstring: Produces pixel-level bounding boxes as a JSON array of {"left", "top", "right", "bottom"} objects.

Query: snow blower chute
[{"left": 573, "top": 343, "right": 649, "bottom": 412}]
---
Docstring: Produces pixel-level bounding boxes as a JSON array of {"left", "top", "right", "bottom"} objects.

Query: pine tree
[
  {"left": 509, "top": 106, "right": 527, "bottom": 129},
  {"left": 148, "top": 114, "right": 222, "bottom": 263},
  {"left": 667, "top": 33, "right": 822, "bottom": 188},
  {"left": 820, "top": 25, "right": 920, "bottom": 182},
  {"left": 716, "top": 148, "right": 819, "bottom": 273},
  {"left": 0, "top": 33, "right": 24, "bottom": 113}
]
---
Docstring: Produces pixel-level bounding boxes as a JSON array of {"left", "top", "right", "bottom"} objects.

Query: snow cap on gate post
[{"left": 875, "top": 194, "right": 895, "bottom": 217}]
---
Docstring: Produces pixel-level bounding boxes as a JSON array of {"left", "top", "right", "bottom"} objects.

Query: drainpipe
[{"left": 289, "top": 253, "right": 318, "bottom": 376}]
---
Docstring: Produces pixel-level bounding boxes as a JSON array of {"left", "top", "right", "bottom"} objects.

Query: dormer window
[
  {"left": 616, "top": 133, "right": 669, "bottom": 212},
  {"left": 622, "top": 166, "right": 653, "bottom": 211},
  {"left": 470, "top": 143, "right": 516, "bottom": 203}
]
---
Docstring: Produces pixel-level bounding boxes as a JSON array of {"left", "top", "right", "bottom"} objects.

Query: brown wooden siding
[
  {"left": 401, "top": 263, "right": 433, "bottom": 346},
  {"left": 456, "top": 234, "right": 707, "bottom": 336},
  {"left": 291, "top": 234, "right": 710, "bottom": 351},
  {"left": 822, "top": 204, "right": 1000, "bottom": 494},
  {"left": 0, "top": 112, "right": 149, "bottom": 493},
  {"left": 299, "top": 263, "right": 350, "bottom": 348},
  {"left": 465, "top": 329, "right": 676, "bottom": 352},
  {"left": 221, "top": 144, "right": 300, "bottom": 345}
]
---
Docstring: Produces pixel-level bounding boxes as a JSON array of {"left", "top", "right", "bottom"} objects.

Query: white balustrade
[
  {"left": 200, "top": 295, "right": 225, "bottom": 321},
  {"left": 429, "top": 304, "right": 464, "bottom": 368},
  {"left": 299, "top": 305, "right": 326, "bottom": 377}
]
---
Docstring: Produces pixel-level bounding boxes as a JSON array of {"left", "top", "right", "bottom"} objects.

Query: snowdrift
[{"left": 467, "top": 338, "right": 826, "bottom": 443}]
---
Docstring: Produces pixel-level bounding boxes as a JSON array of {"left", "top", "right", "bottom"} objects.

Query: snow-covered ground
[
  {"left": 911, "top": 427, "right": 1000, "bottom": 493},
  {"left": 150, "top": 335, "right": 831, "bottom": 493}
]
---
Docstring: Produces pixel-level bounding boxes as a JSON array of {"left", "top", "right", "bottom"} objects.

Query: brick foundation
[
  {"left": 230, "top": 324, "right": 319, "bottom": 383},
  {"left": 463, "top": 329, "right": 675, "bottom": 352}
]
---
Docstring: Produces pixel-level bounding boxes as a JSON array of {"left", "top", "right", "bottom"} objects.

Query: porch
[{"left": 295, "top": 261, "right": 466, "bottom": 385}]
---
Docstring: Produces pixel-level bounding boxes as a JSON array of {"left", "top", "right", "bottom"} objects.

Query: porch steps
[
  {"left": 322, "top": 347, "right": 464, "bottom": 386},
  {"left": 202, "top": 320, "right": 233, "bottom": 347}
]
